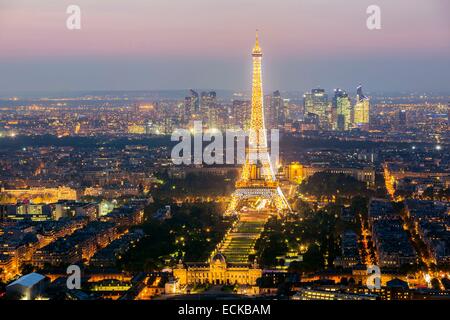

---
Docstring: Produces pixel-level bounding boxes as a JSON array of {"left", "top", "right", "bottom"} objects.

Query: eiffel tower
[{"left": 227, "top": 31, "right": 291, "bottom": 215}]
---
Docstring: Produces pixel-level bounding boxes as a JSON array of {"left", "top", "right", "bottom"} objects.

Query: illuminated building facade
[
  {"left": 0, "top": 254, "right": 17, "bottom": 282},
  {"left": 173, "top": 253, "right": 262, "bottom": 287},
  {"left": 201, "top": 91, "right": 218, "bottom": 128},
  {"left": 398, "top": 109, "right": 407, "bottom": 128},
  {"left": 127, "top": 124, "right": 146, "bottom": 134},
  {"left": 0, "top": 187, "right": 77, "bottom": 205},
  {"left": 232, "top": 100, "right": 251, "bottom": 129},
  {"left": 265, "top": 90, "right": 285, "bottom": 129},
  {"left": 333, "top": 89, "right": 352, "bottom": 131},
  {"left": 353, "top": 85, "right": 370, "bottom": 128},
  {"left": 292, "top": 287, "right": 377, "bottom": 300},
  {"left": 184, "top": 89, "right": 200, "bottom": 123},
  {"left": 303, "top": 88, "right": 330, "bottom": 128}
]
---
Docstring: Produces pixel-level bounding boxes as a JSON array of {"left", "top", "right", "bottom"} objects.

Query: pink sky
[
  {"left": 0, "top": 0, "right": 449, "bottom": 92},
  {"left": 0, "top": 0, "right": 449, "bottom": 59}
]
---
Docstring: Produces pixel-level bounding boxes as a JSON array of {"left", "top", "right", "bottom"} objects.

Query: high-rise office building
[
  {"left": 273, "top": 90, "right": 285, "bottom": 128},
  {"left": 264, "top": 94, "right": 274, "bottom": 129},
  {"left": 398, "top": 109, "right": 407, "bottom": 129},
  {"left": 353, "top": 85, "right": 370, "bottom": 129},
  {"left": 232, "top": 99, "right": 251, "bottom": 129},
  {"left": 191, "top": 89, "right": 200, "bottom": 113},
  {"left": 184, "top": 89, "right": 199, "bottom": 123},
  {"left": 333, "top": 89, "right": 352, "bottom": 131},
  {"left": 201, "top": 91, "right": 218, "bottom": 128},
  {"left": 303, "top": 88, "right": 330, "bottom": 128},
  {"left": 282, "top": 98, "right": 291, "bottom": 125},
  {"left": 183, "top": 96, "right": 193, "bottom": 124},
  {"left": 264, "top": 90, "right": 285, "bottom": 129},
  {"left": 265, "top": 90, "right": 286, "bottom": 129}
]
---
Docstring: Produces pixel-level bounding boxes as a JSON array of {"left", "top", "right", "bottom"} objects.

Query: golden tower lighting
[{"left": 227, "top": 31, "right": 291, "bottom": 215}]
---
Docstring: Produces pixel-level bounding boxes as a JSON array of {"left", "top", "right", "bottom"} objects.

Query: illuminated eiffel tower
[{"left": 227, "top": 31, "right": 291, "bottom": 215}]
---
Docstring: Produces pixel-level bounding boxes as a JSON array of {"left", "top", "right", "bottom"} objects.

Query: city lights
[{"left": 0, "top": 0, "right": 449, "bottom": 307}]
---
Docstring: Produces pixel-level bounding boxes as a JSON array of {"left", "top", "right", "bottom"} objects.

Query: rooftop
[{"left": 7, "top": 272, "right": 46, "bottom": 288}]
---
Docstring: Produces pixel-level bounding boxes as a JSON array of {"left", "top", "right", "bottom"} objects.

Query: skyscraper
[
  {"left": 398, "top": 109, "right": 407, "bottom": 129},
  {"left": 273, "top": 90, "right": 285, "bottom": 128},
  {"left": 303, "top": 88, "right": 330, "bottom": 128},
  {"left": 183, "top": 96, "right": 192, "bottom": 124},
  {"left": 333, "top": 89, "right": 352, "bottom": 131},
  {"left": 265, "top": 90, "right": 285, "bottom": 130},
  {"left": 201, "top": 91, "right": 218, "bottom": 128},
  {"left": 353, "top": 85, "right": 370, "bottom": 129},
  {"left": 191, "top": 89, "right": 200, "bottom": 113},
  {"left": 183, "top": 89, "right": 199, "bottom": 123},
  {"left": 232, "top": 99, "right": 251, "bottom": 129},
  {"left": 264, "top": 94, "right": 274, "bottom": 129}
]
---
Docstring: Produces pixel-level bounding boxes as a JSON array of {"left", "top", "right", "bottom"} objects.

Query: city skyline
[
  {"left": 1, "top": 1, "right": 450, "bottom": 305},
  {"left": 1, "top": 0, "right": 450, "bottom": 93}
]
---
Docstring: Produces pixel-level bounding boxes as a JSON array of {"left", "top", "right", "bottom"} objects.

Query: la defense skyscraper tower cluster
[{"left": 227, "top": 31, "right": 291, "bottom": 215}]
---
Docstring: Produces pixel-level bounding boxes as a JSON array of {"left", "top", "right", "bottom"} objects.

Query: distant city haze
[{"left": 0, "top": 0, "right": 449, "bottom": 93}]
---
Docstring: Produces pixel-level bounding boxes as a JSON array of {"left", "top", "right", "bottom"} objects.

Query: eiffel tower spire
[{"left": 253, "top": 30, "right": 262, "bottom": 55}]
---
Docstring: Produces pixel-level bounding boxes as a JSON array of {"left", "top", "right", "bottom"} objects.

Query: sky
[{"left": 0, "top": 0, "right": 449, "bottom": 94}]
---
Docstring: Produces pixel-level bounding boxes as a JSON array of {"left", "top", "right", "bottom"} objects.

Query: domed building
[
  {"left": 173, "top": 252, "right": 262, "bottom": 287},
  {"left": 211, "top": 252, "right": 227, "bottom": 264}
]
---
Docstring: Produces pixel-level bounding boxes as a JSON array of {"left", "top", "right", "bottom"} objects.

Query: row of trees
[
  {"left": 118, "top": 203, "right": 231, "bottom": 272},
  {"left": 254, "top": 205, "right": 341, "bottom": 273},
  {"left": 298, "top": 172, "right": 374, "bottom": 202},
  {"left": 254, "top": 193, "right": 380, "bottom": 274},
  {"left": 153, "top": 171, "right": 237, "bottom": 199}
]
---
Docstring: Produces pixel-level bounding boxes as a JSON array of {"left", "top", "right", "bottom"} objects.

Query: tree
[
  {"left": 119, "top": 203, "right": 230, "bottom": 271},
  {"left": 299, "top": 172, "right": 371, "bottom": 201},
  {"left": 288, "top": 244, "right": 323, "bottom": 273},
  {"left": 423, "top": 187, "right": 435, "bottom": 200},
  {"left": 394, "top": 189, "right": 413, "bottom": 200},
  {"left": 431, "top": 278, "right": 441, "bottom": 290},
  {"left": 350, "top": 196, "right": 369, "bottom": 218},
  {"left": 20, "top": 263, "right": 35, "bottom": 275}
]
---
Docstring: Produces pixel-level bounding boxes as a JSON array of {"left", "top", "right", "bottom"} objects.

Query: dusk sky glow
[{"left": 0, "top": 0, "right": 449, "bottom": 93}]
